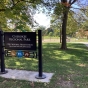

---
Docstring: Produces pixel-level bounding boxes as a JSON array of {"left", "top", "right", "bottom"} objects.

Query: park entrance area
[{"left": 0, "top": 30, "right": 54, "bottom": 82}]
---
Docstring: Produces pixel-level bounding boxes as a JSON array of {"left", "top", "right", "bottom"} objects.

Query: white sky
[{"left": 34, "top": 13, "right": 50, "bottom": 28}]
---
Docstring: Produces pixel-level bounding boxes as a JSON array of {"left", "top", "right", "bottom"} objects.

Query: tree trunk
[
  {"left": 60, "top": 28, "right": 62, "bottom": 43},
  {"left": 61, "top": 11, "right": 68, "bottom": 50},
  {"left": 60, "top": 0, "right": 77, "bottom": 49}
]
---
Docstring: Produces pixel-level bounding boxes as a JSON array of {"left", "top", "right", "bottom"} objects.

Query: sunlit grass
[
  {"left": 15, "top": 62, "right": 21, "bottom": 66},
  {"left": 0, "top": 42, "right": 88, "bottom": 88}
]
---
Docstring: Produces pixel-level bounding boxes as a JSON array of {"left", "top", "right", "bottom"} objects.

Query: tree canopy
[
  {"left": 0, "top": 0, "right": 88, "bottom": 49},
  {"left": 0, "top": 0, "right": 42, "bottom": 31},
  {"left": 40, "top": 0, "right": 88, "bottom": 49}
]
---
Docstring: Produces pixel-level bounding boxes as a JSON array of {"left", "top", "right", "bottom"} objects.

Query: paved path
[
  {"left": 84, "top": 43, "right": 88, "bottom": 47},
  {"left": 75, "top": 42, "right": 88, "bottom": 47},
  {"left": 0, "top": 69, "right": 54, "bottom": 83}
]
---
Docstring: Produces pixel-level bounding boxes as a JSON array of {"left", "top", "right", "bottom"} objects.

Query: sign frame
[
  {"left": 4, "top": 32, "right": 36, "bottom": 51},
  {"left": 0, "top": 30, "right": 46, "bottom": 79}
]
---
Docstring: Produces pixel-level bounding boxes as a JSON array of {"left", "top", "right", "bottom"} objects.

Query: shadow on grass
[
  {"left": 41, "top": 43, "right": 88, "bottom": 87},
  {"left": 41, "top": 43, "right": 88, "bottom": 80},
  {"left": 5, "top": 43, "right": 88, "bottom": 73},
  {"left": 5, "top": 57, "right": 38, "bottom": 71},
  {"left": 2, "top": 43, "right": 88, "bottom": 88}
]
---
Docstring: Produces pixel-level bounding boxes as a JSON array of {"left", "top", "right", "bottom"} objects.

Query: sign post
[
  {"left": 0, "top": 30, "right": 8, "bottom": 74},
  {"left": 35, "top": 30, "right": 46, "bottom": 79}
]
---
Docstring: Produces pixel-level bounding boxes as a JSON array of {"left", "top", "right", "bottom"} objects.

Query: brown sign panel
[{"left": 4, "top": 32, "right": 36, "bottom": 50}]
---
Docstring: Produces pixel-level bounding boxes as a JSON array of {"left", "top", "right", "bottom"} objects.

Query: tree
[
  {"left": 50, "top": 14, "right": 62, "bottom": 42},
  {"left": 81, "top": 6, "right": 88, "bottom": 30},
  {"left": 56, "top": 0, "right": 77, "bottom": 49},
  {"left": 41, "top": 0, "right": 88, "bottom": 50},
  {"left": 48, "top": 32, "right": 53, "bottom": 40},
  {"left": 35, "top": 26, "right": 45, "bottom": 34},
  {"left": 0, "top": 0, "right": 42, "bottom": 31},
  {"left": 50, "top": 2, "right": 77, "bottom": 43},
  {"left": 66, "top": 12, "right": 78, "bottom": 36}
]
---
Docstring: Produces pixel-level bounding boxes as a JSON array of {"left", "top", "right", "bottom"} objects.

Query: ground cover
[
  {"left": 0, "top": 43, "right": 88, "bottom": 88},
  {"left": 42, "top": 36, "right": 88, "bottom": 43}
]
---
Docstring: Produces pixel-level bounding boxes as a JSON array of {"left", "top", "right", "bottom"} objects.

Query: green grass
[
  {"left": 70, "top": 38, "right": 88, "bottom": 42},
  {"left": 0, "top": 43, "right": 88, "bottom": 88},
  {"left": 43, "top": 36, "right": 59, "bottom": 39},
  {"left": 43, "top": 36, "right": 88, "bottom": 43}
]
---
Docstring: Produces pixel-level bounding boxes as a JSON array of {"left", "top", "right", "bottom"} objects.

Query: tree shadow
[
  {"left": 42, "top": 43, "right": 88, "bottom": 74},
  {"left": 5, "top": 57, "right": 38, "bottom": 71}
]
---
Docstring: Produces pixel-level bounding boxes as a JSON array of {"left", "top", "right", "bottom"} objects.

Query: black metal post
[
  {"left": 0, "top": 30, "right": 8, "bottom": 74},
  {"left": 35, "top": 30, "right": 46, "bottom": 79}
]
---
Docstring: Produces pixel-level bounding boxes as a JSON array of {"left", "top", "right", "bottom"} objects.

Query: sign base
[
  {"left": 0, "top": 70, "right": 8, "bottom": 74},
  {"left": 35, "top": 74, "right": 46, "bottom": 79}
]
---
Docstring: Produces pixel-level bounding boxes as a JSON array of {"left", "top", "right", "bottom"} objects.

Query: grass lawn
[
  {"left": 43, "top": 36, "right": 88, "bottom": 42},
  {"left": 0, "top": 43, "right": 88, "bottom": 88}
]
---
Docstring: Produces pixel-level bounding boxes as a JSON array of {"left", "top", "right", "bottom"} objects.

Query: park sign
[
  {"left": 4, "top": 32, "right": 36, "bottom": 50},
  {"left": 0, "top": 30, "right": 46, "bottom": 79}
]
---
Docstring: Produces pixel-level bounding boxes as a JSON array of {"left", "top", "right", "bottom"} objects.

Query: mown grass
[
  {"left": 43, "top": 36, "right": 88, "bottom": 43},
  {"left": 0, "top": 43, "right": 88, "bottom": 88}
]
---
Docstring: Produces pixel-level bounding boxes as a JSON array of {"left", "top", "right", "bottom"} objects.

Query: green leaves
[
  {"left": 54, "top": 3, "right": 64, "bottom": 15},
  {"left": 0, "top": 0, "right": 42, "bottom": 31},
  {"left": 66, "top": 12, "right": 78, "bottom": 35}
]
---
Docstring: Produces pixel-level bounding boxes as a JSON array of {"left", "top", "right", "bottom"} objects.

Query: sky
[
  {"left": 33, "top": 0, "right": 88, "bottom": 28},
  {"left": 34, "top": 12, "right": 50, "bottom": 28}
]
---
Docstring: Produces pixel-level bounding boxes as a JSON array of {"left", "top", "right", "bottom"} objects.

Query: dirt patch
[
  {"left": 55, "top": 75, "right": 75, "bottom": 88},
  {"left": 59, "top": 80, "right": 74, "bottom": 88}
]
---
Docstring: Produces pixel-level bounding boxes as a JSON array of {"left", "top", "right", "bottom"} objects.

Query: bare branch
[
  {"left": 70, "top": 0, "right": 77, "bottom": 5},
  {"left": 69, "top": 0, "right": 71, "bottom": 4},
  {"left": 61, "top": 0, "right": 68, "bottom": 3}
]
